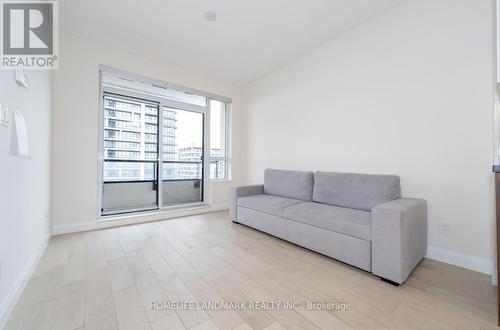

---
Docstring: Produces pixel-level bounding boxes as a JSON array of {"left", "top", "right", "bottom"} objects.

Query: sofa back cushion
[
  {"left": 264, "top": 169, "right": 314, "bottom": 201},
  {"left": 313, "top": 172, "right": 401, "bottom": 211}
]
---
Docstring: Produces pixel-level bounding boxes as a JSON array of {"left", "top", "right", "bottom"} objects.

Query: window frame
[
  {"left": 101, "top": 92, "right": 162, "bottom": 215},
  {"left": 97, "top": 65, "right": 232, "bottom": 219},
  {"left": 209, "top": 101, "right": 231, "bottom": 181}
]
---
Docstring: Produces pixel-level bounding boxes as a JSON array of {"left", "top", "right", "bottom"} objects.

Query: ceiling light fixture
[{"left": 204, "top": 11, "right": 217, "bottom": 22}]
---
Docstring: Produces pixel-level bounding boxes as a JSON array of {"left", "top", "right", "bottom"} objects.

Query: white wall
[
  {"left": 243, "top": 0, "right": 495, "bottom": 272},
  {"left": 0, "top": 71, "right": 53, "bottom": 327},
  {"left": 52, "top": 33, "right": 244, "bottom": 232}
]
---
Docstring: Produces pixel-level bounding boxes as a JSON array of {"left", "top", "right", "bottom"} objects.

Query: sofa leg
[
  {"left": 380, "top": 277, "right": 400, "bottom": 287},
  {"left": 232, "top": 221, "right": 239, "bottom": 224}
]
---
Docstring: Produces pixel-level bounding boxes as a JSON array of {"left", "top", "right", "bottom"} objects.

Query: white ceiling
[{"left": 60, "top": 0, "right": 404, "bottom": 86}]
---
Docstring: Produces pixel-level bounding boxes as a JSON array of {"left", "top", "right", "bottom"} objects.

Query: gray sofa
[{"left": 230, "top": 169, "right": 427, "bottom": 285}]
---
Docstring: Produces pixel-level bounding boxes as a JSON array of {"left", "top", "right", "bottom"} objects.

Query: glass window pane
[
  {"left": 104, "top": 161, "right": 156, "bottom": 181},
  {"left": 102, "top": 180, "right": 157, "bottom": 213},
  {"left": 103, "top": 95, "right": 158, "bottom": 164},
  {"left": 102, "top": 95, "right": 159, "bottom": 214},
  {"left": 210, "top": 100, "right": 228, "bottom": 179},
  {"left": 163, "top": 162, "right": 202, "bottom": 180},
  {"left": 210, "top": 160, "right": 226, "bottom": 180},
  {"left": 162, "top": 107, "right": 204, "bottom": 206},
  {"left": 210, "top": 100, "right": 225, "bottom": 158}
]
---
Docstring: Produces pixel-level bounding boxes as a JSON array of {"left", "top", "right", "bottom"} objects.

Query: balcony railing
[{"left": 102, "top": 159, "right": 204, "bottom": 214}]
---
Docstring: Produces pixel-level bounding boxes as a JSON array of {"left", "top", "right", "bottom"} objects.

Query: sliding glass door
[
  {"left": 100, "top": 91, "right": 208, "bottom": 215},
  {"left": 101, "top": 94, "right": 160, "bottom": 214},
  {"left": 162, "top": 107, "right": 204, "bottom": 206}
]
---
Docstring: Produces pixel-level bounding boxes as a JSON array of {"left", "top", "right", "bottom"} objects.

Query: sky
[{"left": 173, "top": 99, "right": 223, "bottom": 151}]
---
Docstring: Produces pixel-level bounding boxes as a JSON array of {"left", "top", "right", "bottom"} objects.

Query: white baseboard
[
  {"left": 0, "top": 236, "right": 50, "bottom": 329},
  {"left": 52, "top": 203, "right": 230, "bottom": 235},
  {"left": 209, "top": 203, "right": 229, "bottom": 211},
  {"left": 52, "top": 221, "right": 96, "bottom": 235},
  {"left": 426, "top": 246, "right": 494, "bottom": 275}
]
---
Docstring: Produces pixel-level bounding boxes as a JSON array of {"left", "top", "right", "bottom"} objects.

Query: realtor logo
[{"left": 1, "top": 1, "right": 58, "bottom": 69}]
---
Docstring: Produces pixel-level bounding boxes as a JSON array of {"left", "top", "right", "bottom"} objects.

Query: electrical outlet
[
  {"left": 0, "top": 103, "right": 9, "bottom": 127},
  {"left": 439, "top": 222, "right": 450, "bottom": 235}
]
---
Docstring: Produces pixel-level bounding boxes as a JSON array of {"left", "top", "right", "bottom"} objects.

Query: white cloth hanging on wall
[{"left": 13, "top": 110, "right": 29, "bottom": 157}]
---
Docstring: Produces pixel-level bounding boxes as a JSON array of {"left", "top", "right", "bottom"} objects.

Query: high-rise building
[
  {"left": 103, "top": 97, "right": 224, "bottom": 182},
  {"left": 103, "top": 96, "right": 177, "bottom": 181},
  {"left": 176, "top": 146, "right": 222, "bottom": 179}
]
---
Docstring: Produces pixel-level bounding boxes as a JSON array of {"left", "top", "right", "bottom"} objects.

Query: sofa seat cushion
[
  {"left": 237, "top": 194, "right": 304, "bottom": 217},
  {"left": 283, "top": 202, "right": 372, "bottom": 241}
]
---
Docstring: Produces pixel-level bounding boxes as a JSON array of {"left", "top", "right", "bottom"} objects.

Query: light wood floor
[{"left": 6, "top": 211, "right": 499, "bottom": 330}]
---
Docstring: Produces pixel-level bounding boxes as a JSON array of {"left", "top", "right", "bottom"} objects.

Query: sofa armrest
[
  {"left": 230, "top": 185, "right": 264, "bottom": 222},
  {"left": 371, "top": 198, "right": 427, "bottom": 284}
]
